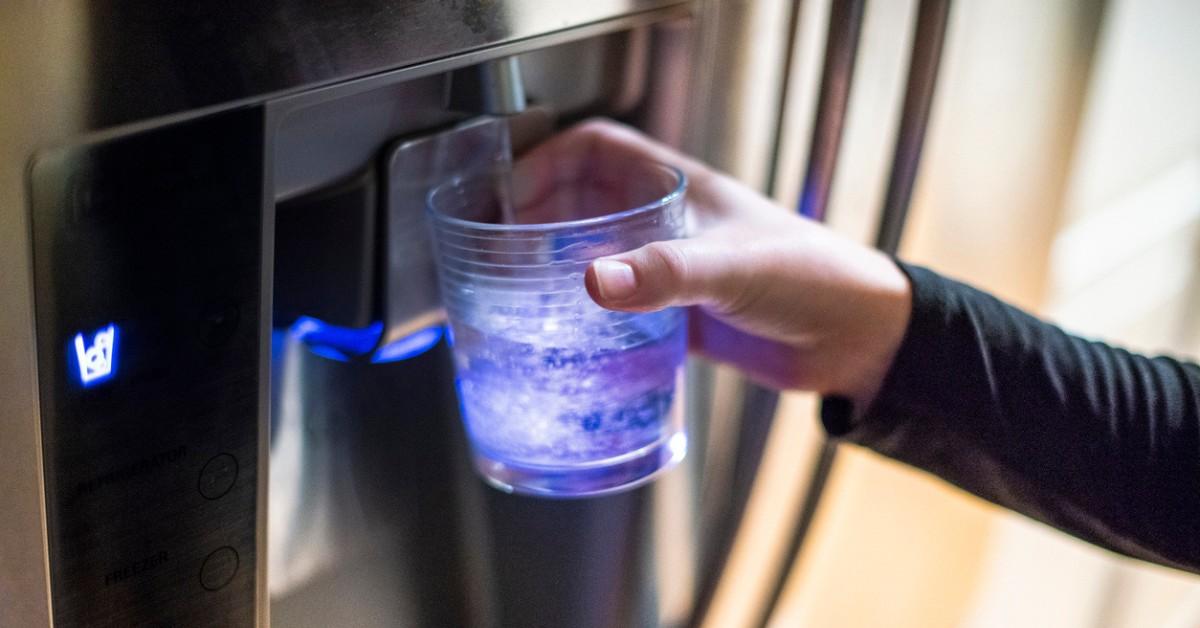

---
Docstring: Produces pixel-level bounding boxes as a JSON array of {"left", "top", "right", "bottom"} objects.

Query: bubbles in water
[{"left": 452, "top": 308, "right": 685, "bottom": 466}]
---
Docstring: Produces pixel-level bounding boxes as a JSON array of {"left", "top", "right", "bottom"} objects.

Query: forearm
[{"left": 825, "top": 262, "right": 1200, "bottom": 572}]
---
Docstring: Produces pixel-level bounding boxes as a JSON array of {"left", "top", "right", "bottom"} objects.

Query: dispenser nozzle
[{"left": 447, "top": 56, "right": 527, "bottom": 115}]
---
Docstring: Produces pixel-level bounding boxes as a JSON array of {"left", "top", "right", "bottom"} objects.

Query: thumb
[{"left": 585, "top": 238, "right": 750, "bottom": 313}]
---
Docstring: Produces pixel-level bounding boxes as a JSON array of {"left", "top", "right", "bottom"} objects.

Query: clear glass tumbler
[{"left": 427, "top": 159, "right": 688, "bottom": 498}]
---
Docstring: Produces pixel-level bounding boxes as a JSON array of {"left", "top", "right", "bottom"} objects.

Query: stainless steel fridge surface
[{"left": 0, "top": 1, "right": 801, "bottom": 626}]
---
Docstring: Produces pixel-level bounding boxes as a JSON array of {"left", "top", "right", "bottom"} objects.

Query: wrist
[{"left": 833, "top": 253, "right": 913, "bottom": 416}]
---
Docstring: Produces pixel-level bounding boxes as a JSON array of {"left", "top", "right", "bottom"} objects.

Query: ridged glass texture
[{"left": 427, "top": 162, "right": 688, "bottom": 497}]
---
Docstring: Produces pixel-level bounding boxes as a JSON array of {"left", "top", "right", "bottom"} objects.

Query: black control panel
[{"left": 29, "top": 108, "right": 263, "bottom": 627}]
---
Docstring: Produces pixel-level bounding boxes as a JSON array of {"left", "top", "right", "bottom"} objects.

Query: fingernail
[{"left": 593, "top": 259, "right": 638, "bottom": 301}]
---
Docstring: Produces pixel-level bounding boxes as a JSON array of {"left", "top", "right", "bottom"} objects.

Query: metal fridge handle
[
  {"left": 798, "top": 0, "right": 869, "bottom": 223},
  {"left": 689, "top": 1, "right": 870, "bottom": 626},
  {"left": 756, "top": 0, "right": 954, "bottom": 625},
  {"left": 874, "top": 0, "right": 952, "bottom": 255}
]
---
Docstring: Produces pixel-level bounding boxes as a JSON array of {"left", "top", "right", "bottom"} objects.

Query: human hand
[{"left": 512, "top": 119, "right": 912, "bottom": 412}]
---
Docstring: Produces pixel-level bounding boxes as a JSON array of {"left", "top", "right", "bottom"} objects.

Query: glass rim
[{"left": 426, "top": 161, "right": 687, "bottom": 233}]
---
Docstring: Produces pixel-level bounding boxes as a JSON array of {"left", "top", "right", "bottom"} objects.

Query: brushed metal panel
[
  {"left": 0, "top": 0, "right": 688, "bottom": 134},
  {"left": 28, "top": 108, "right": 264, "bottom": 627},
  {"left": 268, "top": 337, "right": 473, "bottom": 627}
]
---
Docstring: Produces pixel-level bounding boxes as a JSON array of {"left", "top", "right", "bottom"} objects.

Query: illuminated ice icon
[{"left": 74, "top": 324, "right": 117, "bottom": 385}]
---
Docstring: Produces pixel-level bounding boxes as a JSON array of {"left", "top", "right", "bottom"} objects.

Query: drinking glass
[{"left": 427, "top": 158, "right": 688, "bottom": 497}]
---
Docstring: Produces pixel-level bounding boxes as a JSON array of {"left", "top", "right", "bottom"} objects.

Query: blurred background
[{"left": 700, "top": 0, "right": 1200, "bottom": 626}]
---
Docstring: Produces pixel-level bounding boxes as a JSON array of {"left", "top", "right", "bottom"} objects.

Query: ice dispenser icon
[{"left": 73, "top": 324, "right": 117, "bottom": 386}]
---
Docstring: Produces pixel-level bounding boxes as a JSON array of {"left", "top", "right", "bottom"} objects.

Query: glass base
[{"left": 472, "top": 430, "right": 688, "bottom": 498}]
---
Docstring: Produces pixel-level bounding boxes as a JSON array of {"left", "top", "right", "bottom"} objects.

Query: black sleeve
[{"left": 822, "top": 262, "right": 1200, "bottom": 573}]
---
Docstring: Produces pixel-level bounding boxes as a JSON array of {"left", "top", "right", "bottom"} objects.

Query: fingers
[
  {"left": 688, "top": 312, "right": 814, "bottom": 390},
  {"left": 585, "top": 237, "right": 753, "bottom": 315},
  {"left": 511, "top": 119, "right": 710, "bottom": 209}
]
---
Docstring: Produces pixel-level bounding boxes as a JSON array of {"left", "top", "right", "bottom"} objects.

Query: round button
[
  {"left": 200, "top": 546, "right": 239, "bottom": 591},
  {"left": 198, "top": 303, "right": 239, "bottom": 347},
  {"left": 198, "top": 453, "right": 238, "bottom": 500}
]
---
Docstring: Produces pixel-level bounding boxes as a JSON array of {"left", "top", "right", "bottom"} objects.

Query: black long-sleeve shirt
[{"left": 822, "top": 262, "right": 1200, "bottom": 573}]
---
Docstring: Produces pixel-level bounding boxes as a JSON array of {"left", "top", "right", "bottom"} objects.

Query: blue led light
[
  {"left": 371, "top": 326, "right": 443, "bottom": 363},
  {"left": 73, "top": 323, "right": 118, "bottom": 387},
  {"left": 289, "top": 317, "right": 383, "bottom": 361},
  {"left": 288, "top": 316, "right": 442, "bottom": 363}
]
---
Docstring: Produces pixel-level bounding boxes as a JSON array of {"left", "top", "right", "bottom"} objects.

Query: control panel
[{"left": 29, "top": 108, "right": 263, "bottom": 627}]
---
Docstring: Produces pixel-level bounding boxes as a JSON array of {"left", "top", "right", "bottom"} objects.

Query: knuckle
[
  {"left": 715, "top": 270, "right": 760, "bottom": 319},
  {"left": 717, "top": 280, "right": 759, "bottom": 319},
  {"left": 572, "top": 118, "right": 624, "bottom": 140},
  {"left": 643, "top": 241, "right": 689, "bottom": 286},
  {"left": 705, "top": 246, "right": 760, "bottom": 317}
]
